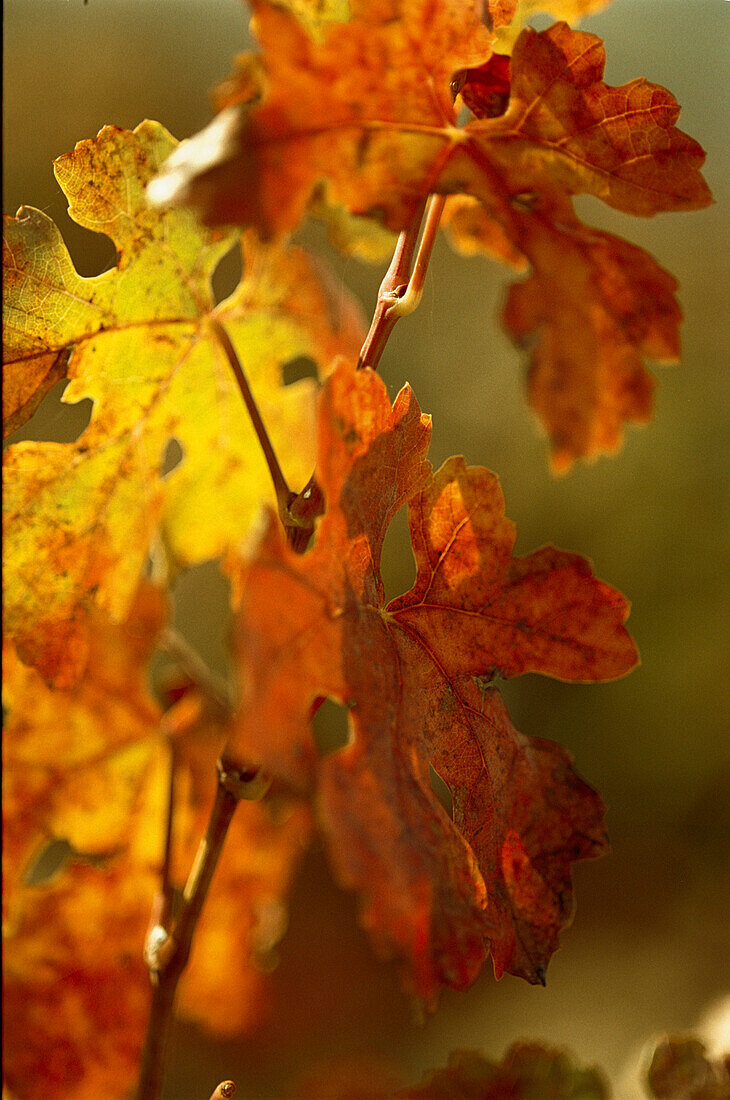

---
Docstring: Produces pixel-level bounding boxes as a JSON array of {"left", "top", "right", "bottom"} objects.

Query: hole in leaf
[
  {"left": 312, "top": 697, "right": 352, "bottom": 758},
  {"left": 429, "top": 764, "right": 453, "bottom": 819},
  {"left": 212, "top": 243, "right": 243, "bottom": 305},
  {"left": 380, "top": 504, "right": 415, "bottom": 605},
  {"left": 24, "top": 838, "right": 74, "bottom": 885},
  {"left": 160, "top": 437, "right": 184, "bottom": 477},
  {"left": 282, "top": 356, "right": 318, "bottom": 387},
  {"left": 4, "top": 379, "right": 93, "bottom": 447}
]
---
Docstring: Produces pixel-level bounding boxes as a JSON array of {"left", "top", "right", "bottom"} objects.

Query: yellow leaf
[{"left": 3, "top": 121, "right": 364, "bottom": 685}]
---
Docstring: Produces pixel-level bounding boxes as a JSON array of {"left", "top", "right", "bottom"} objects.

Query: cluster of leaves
[{"left": 2, "top": 0, "right": 711, "bottom": 1097}]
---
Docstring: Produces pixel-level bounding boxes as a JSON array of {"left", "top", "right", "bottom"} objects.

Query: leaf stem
[
  {"left": 210, "top": 316, "right": 292, "bottom": 503},
  {"left": 357, "top": 194, "right": 445, "bottom": 371},
  {"left": 135, "top": 755, "right": 270, "bottom": 1100},
  {"left": 209, "top": 317, "right": 324, "bottom": 550}
]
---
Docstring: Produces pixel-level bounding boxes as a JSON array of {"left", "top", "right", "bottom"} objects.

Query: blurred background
[{"left": 4, "top": 1, "right": 729, "bottom": 1097}]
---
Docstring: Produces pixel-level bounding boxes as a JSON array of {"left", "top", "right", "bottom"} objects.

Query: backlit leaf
[
  {"left": 151, "top": 11, "right": 710, "bottom": 234},
  {"left": 2, "top": 121, "right": 364, "bottom": 686},
  {"left": 228, "top": 362, "right": 638, "bottom": 1003}
]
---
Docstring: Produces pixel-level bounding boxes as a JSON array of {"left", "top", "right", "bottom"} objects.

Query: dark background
[{"left": 4, "top": 2, "right": 729, "bottom": 1096}]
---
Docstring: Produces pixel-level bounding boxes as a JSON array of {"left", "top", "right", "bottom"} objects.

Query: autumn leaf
[
  {"left": 445, "top": 43, "right": 688, "bottom": 468},
  {"left": 441, "top": 194, "right": 527, "bottom": 268},
  {"left": 2, "top": 346, "right": 71, "bottom": 441},
  {"left": 228, "top": 362, "right": 638, "bottom": 1003},
  {"left": 148, "top": 7, "right": 709, "bottom": 466},
  {"left": 150, "top": 9, "right": 709, "bottom": 238},
  {"left": 503, "top": 207, "right": 683, "bottom": 470},
  {"left": 2, "top": 585, "right": 311, "bottom": 1099},
  {"left": 146, "top": 0, "right": 502, "bottom": 232},
  {"left": 2, "top": 859, "right": 155, "bottom": 1100},
  {"left": 2, "top": 120, "right": 364, "bottom": 687},
  {"left": 495, "top": 0, "right": 611, "bottom": 52},
  {"left": 290, "top": 1042, "right": 609, "bottom": 1099}
]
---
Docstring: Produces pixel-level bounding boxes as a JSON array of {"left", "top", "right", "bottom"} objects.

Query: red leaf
[{"left": 229, "top": 362, "right": 637, "bottom": 1002}]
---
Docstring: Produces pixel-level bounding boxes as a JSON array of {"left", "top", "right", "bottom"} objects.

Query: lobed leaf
[
  {"left": 2, "top": 121, "right": 364, "bottom": 686},
  {"left": 151, "top": 10, "right": 710, "bottom": 234},
  {"left": 503, "top": 208, "right": 682, "bottom": 470},
  {"left": 229, "top": 362, "right": 638, "bottom": 1002},
  {"left": 149, "top": 7, "right": 710, "bottom": 467}
]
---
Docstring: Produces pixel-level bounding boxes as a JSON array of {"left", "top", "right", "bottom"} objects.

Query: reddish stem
[{"left": 357, "top": 195, "right": 445, "bottom": 371}]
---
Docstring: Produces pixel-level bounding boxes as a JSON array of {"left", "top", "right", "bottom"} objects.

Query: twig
[
  {"left": 143, "top": 739, "right": 177, "bottom": 983},
  {"left": 357, "top": 194, "right": 445, "bottom": 371},
  {"left": 135, "top": 756, "right": 270, "bottom": 1100}
]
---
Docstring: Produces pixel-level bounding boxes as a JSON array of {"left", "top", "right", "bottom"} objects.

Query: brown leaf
[
  {"left": 2, "top": 348, "right": 71, "bottom": 440},
  {"left": 229, "top": 362, "right": 637, "bottom": 1002},
  {"left": 467, "top": 22, "right": 711, "bottom": 217},
  {"left": 646, "top": 1036, "right": 730, "bottom": 1100}
]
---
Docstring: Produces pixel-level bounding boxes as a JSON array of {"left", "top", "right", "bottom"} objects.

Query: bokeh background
[{"left": 4, "top": 1, "right": 729, "bottom": 1097}]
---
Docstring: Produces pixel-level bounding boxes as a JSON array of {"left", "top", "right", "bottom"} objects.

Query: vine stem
[
  {"left": 357, "top": 194, "right": 445, "bottom": 371},
  {"left": 135, "top": 757, "right": 270, "bottom": 1100}
]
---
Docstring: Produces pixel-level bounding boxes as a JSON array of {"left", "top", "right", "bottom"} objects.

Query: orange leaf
[
  {"left": 149, "top": 9, "right": 709, "bottom": 468},
  {"left": 2, "top": 860, "right": 154, "bottom": 1100},
  {"left": 504, "top": 207, "right": 682, "bottom": 470},
  {"left": 151, "top": 12, "right": 710, "bottom": 235},
  {"left": 229, "top": 362, "right": 638, "bottom": 1003},
  {"left": 2, "top": 586, "right": 311, "bottom": 1099}
]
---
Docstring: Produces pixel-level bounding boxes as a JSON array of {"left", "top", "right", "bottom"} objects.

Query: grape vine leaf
[
  {"left": 443, "top": 43, "right": 689, "bottom": 469},
  {"left": 149, "top": 7, "right": 710, "bottom": 467},
  {"left": 495, "top": 0, "right": 611, "bottom": 52},
  {"left": 2, "top": 859, "right": 154, "bottom": 1100},
  {"left": 2, "top": 120, "right": 364, "bottom": 687},
  {"left": 228, "top": 361, "right": 638, "bottom": 1003},
  {"left": 150, "top": 9, "right": 710, "bottom": 236},
  {"left": 2, "top": 584, "right": 311, "bottom": 1100},
  {"left": 291, "top": 1042, "right": 609, "bottom": 1099},
  {"left": 503, "top": 205, "right": 683, "bottom": 470}
]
